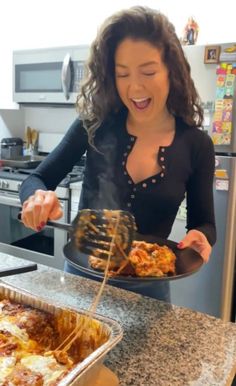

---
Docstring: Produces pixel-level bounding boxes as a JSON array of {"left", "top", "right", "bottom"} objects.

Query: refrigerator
[{"left": 169, "top": 43, "right": 236, "bottom": 322}]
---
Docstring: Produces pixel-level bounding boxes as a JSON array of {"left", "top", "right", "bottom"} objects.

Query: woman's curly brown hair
[{"left": 76, "top": 6, "right": 203, "bottom": 146}]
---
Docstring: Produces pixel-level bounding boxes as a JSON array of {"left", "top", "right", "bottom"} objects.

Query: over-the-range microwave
[{"left": 13, "top": 45, "right": 90, "bottom": 105}]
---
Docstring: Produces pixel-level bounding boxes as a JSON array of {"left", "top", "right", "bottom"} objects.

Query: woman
[{"left": 19, "top": 6, "right": 216, "bottom": 300}]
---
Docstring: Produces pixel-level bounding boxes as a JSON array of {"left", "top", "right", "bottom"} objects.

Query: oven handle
[
  {"left": 0, "top": 194, "right": 21, "bottom": 207},
  {"left": 0, "top": 195, "right": 67, "bottom": 209}
]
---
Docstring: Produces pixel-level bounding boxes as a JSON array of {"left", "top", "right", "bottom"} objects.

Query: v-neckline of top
[{"left": 121, "top": 120, "right": 178, "bottom": 186}]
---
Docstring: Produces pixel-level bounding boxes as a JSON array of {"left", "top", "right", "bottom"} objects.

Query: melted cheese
[
  {"left": 0, "top": 318, "right": 29, "bottom": 342},
  {"left": 21, "top": 355, "right": 66, "bottom": 385},
  {"left": 56, "top": 212, "right": 120, "bottom": 354},
  {"left": 0, "top": 357, "right": 16, "bottom": 381}
]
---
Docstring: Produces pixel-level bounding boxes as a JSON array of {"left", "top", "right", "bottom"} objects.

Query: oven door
[{"left": 0, "top": 192, "right": 68, "bottom": 270}]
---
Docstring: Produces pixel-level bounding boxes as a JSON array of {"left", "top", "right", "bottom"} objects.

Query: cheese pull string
[
  {"left": 55, "top": 211, "right": 121, "bottom": 353},
  {"left": 88, "top": 210, "right": 121, "bottom": 316}
]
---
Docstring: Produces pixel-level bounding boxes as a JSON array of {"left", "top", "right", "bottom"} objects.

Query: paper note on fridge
[
  {"left": 215, "top": 179, "right": 229, "bottom": 191},
  {"left": 215, "top": 169, "right": 229, "bottom": 179}
]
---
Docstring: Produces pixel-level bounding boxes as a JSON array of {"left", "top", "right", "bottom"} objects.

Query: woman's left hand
[{"left": 177, "top": 229, "right": 212, "bottom": 263}]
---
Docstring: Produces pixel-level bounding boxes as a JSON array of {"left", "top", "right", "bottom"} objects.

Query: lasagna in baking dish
[
  {"left": 89, "top": 240, "right": 176, "bottom": 277},
  {"left": 0, "top": 299, "right": 108, "bottom": 385}
]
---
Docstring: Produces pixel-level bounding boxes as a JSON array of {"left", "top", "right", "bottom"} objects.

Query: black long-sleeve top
[{"left": 20, "top": 111, "right": 216, "bottom": 245}]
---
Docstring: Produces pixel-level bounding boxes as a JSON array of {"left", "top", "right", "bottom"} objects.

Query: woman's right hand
[{"left": 21, "top": 189, "right": 63, "bottom": 231}]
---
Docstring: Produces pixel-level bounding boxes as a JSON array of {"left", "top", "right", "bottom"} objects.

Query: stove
[
  {"left": 0, "top": 132, "right": 85, "bottom": 270},
  {"left": 0, "top": 132, "right": 85, "bottom": 196},
  {"left": 0, "top": 164, "right": 84, "bottom": 199},
  {"left": 0, "top": 159, "right": 85, "bottom": 271}
]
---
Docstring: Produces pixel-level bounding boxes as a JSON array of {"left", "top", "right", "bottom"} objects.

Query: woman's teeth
[{"left": 131, "top": 98, "right": 151, "bottom": 109}]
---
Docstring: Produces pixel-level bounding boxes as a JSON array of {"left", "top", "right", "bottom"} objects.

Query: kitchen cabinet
[{"left": 0, "top": 48, "right": 19, "bottom": 110}]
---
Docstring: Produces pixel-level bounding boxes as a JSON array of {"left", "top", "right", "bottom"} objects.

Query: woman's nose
[{"left": 128, "top": 77, "right": 144, "bottom": 93}]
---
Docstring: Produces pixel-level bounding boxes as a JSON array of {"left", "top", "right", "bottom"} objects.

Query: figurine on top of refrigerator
[{"left": 182, "top": 16, "right": 199, "bottom": 45}]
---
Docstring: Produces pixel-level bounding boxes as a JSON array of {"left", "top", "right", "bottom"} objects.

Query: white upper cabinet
[{"left": 0, "top": 48, "right": 19, "bottom": 110}]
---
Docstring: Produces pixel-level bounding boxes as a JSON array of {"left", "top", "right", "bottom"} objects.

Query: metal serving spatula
[
  {"left": 19, "top": 209, "right": 136, "bottom": 261},
  {"left": 72, "top": 209, "right": 136, "bottom": 260}
]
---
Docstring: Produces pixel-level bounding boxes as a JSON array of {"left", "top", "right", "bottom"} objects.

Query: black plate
[{"left": 63, "top": 235, "right": 203, "bottom": 284}]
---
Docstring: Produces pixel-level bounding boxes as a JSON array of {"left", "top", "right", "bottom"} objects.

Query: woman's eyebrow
[
  {"left": 139, "top": 61, "right": 159, "bottom": 68},
  {"left": 115, "top": 61, "right": 159, "bottom": 68},
  {"left": 115, "top": 63, "right": 128, "bottom": 68}
]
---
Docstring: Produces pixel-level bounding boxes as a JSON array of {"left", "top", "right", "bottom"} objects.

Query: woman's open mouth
[{"left": 131, "top": 97, "right": 151, "bottom": 110}]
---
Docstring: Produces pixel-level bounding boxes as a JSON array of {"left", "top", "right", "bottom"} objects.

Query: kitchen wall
[
  {"left": 0, "top": 106, "right": 77, "bottom": 142},
  {"left": 1, "top": 0, "right": 235, "bottom": 141},
  {"left": 3, "top": 0, "right": 235, "bottom": 48},
  {"left": 23, "top": 107, "right": 78, "bottom": 134},
  {"left": 0, "top": 110, "right": 24, "bottom": 142}
]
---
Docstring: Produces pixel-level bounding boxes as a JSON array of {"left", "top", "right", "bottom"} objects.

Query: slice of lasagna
[{"left": 89, "top": 240, "right": 176, "bottom": 277}]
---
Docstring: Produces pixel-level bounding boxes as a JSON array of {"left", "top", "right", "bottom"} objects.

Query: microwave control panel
[{"left": 72, "top": 61, "right": 86, "bottom": 92}]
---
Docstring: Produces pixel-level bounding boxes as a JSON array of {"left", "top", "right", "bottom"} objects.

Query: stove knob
[{"left": 2, "top": 181, "right": 9, "bottom": 189}]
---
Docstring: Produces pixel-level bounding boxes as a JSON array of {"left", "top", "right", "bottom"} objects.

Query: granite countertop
[{"left": 0, "top": 253, "right": 236, "bottom": 386}]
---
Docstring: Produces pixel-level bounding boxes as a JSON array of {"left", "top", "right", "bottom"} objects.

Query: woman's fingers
[
  {"left": 31, "top": 190, "right": 47, "bottom": 230},
  {"left": 48, "top": 196, "right": 63, "bottom": 220},
  {"left": 177, "top": 229, "right": 212, "bottom": 263},
  {"left": 38, "top": 191, "right": 61, "bottom": 224},
  {"left": 21, "top": 194, "right": 40, "bottom": 230},
  {"left": 21, "top": 190, "right": 62, "bottom": 231},
  {"left": 49, "top": 205, "right": 63, "bottom": 220}
]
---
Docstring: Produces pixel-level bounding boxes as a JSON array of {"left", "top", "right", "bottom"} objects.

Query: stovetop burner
[
  {"left": 1, "top": 164, "right": 38, "bottom": 172},
  {"left": 2, "top": 166, "right": 20, "bottom": 173},
  {"left": 0, "top": 163, "right": 84, "bottom": 190}
]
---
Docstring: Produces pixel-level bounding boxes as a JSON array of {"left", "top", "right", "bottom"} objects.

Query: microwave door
[
  {"left": 14, "top": 62, "right": 64, "bottom": 103},
  {"left": 13, "top": 45, "right": 90, "bottom": 104},
  {"left": 61, "top": 53, "right": 71, "bottom": 100}
]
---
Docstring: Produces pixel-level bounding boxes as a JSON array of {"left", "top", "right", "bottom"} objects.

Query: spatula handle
[
  {"left": 17, "top": 212, "right": 73, "bottom": 233},
  {"left": 45, "top": 220, "right": 73, "bottom": 232}
]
